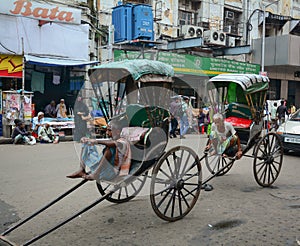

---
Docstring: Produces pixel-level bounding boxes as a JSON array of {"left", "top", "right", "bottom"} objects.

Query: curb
[{"left": 0, "top": 136, "right": 74, "bottom": 145}]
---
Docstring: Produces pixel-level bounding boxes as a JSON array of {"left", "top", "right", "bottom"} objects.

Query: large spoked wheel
[
  {"left": 96, "top": 172, "right": 148, "bottom": 204},
  {"left": 204, "top": 140, "right": 234, "bottom": 176},
  {"left": 253, "top": 132, "right": 283, "bottom": 187},
  {"left": 150, "top": 146, "right": 202, "bottom": 222}
]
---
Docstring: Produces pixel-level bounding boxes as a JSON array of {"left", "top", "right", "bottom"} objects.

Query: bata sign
[{"left": 1, "top": 0, "right": 81, "bottom": 24}]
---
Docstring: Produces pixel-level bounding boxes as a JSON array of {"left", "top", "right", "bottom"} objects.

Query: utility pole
[{"left": 261, "top": 0, "right": 279, "bottom": 73}]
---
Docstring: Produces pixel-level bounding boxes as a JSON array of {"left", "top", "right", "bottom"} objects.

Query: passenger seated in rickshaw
[
  {"left": 67, "top": 118, "right": 131, "bottom": 181},
  {"left": 205, "top": 113, "right": 243, "bottom": 159}
]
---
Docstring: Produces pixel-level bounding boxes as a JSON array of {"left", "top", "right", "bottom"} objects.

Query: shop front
[
  {"left": 0, "top": 54, "right": 26, "bottom": 137},
  {"left": 0, "top": 0, "right": 98, "bottom": 137}
]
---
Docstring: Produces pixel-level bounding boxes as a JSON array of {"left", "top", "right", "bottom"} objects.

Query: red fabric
[{"left": 225, "top": 116, "right": 252, "bottom": 128}]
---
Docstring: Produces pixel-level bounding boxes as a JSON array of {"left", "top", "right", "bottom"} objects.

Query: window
[{"left": 178, "top": 10, "right": 194, "bottom": 25}]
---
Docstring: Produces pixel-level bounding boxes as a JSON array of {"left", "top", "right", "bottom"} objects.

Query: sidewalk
[{"left": 0, "top": 136, "right": 74, "bottom": 144}]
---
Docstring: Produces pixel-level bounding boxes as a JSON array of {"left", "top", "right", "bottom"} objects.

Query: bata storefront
[
  {"left": 0, "top": 0, "right": 98, "bottom": 137},
  {"left": 0, "top": 54, "right": 98, "bottom": 138}
]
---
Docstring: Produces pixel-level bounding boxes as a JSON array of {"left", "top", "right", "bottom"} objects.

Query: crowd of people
[
  {"left": 11, "top": 97, "right": 95, "bottom": 145},
  {"left": 169, "top": 95, "right": 211, "bottom": 139},
  {"left": 12, "top": 111, "right": 59, "bottom": 145}
]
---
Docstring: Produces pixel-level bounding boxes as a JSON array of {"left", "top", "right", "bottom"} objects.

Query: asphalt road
[{"left": 0, "top": 134, "right": 299, "bottom": 246}]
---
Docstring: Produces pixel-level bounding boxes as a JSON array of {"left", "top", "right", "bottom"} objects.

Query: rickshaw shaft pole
[
  {"left": 23, "top": 190, "right": 114, "bottom": 246},
  {"left": 1, "top": 179, "right": 88, "bottom": 236}
]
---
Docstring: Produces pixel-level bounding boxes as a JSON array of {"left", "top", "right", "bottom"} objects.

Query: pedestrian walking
[{"left": 179, "top": 96, "right": 190, "bottom": 139}]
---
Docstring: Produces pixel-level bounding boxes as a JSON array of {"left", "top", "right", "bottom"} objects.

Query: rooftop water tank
[
  {"left": 132, "top": 4, "right": 154, "bottom": 41},
  {"left": 112, "top": 4, "right": 133, "bottom": 43}
]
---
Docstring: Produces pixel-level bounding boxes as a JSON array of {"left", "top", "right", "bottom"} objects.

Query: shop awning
[{"left": 24, "top": 55, "right": 99, "bottom": 67}]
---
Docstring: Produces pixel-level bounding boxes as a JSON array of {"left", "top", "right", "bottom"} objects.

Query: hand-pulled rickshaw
[
  {"left": 0, "top": 59, "right": 202, "bottom": 245},
  {"left": 202, "top": 74, "right": 283, "bottom": 187}
]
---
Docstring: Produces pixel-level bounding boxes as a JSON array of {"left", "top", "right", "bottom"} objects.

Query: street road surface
[{"left": 0, "top": 135, "right": 299, "bottom": 245}]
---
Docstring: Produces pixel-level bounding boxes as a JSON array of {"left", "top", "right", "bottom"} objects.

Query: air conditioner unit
[
  {"left": 225, "top": 10, "right": 234, "bottom": 20},
  {"left": 223, "top": 25, "right": 239, "bottom": 35},
  {"left": 223, "top": 25, "right": 232, "bottom": 33},
  {"left": 226, "top": 35, "right": 236, "bottom": 47},
  {"left": 157, "top": 25, "right": 178, "bottom": 38},
  {"left": 203, "top": 29, "right": 226, "bottom": 46},
  {"left": 181, "top": 25, "right": 204, "bottom": 38}
]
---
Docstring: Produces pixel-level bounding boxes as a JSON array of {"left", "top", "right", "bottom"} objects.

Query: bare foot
[
  {"left": 66, "top": 169, "right": 87, "bottom": 179},
  {"left": 82, "top": 173, "right": 96, "bottom": 181}
]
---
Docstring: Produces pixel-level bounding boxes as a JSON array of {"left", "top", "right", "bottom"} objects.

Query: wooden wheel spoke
[
  {"left": 256, "top": 160, "right": 267, "bottom": 167},
  {"left": 268, "top": 165, "right": 275, "bottom": 183},
  {"left": 258, "top": 164, "right": 268, "bottom": 183},
  {"left": 182, "top": 172, "right": 198, "bottom": 182},
  {"left": 156, "top": 188, "right": 172, "bottom": 208},
  {"left": 166, "top": 157, "right": 175, "bottom": 178},
  {"left": 103, "top": 184, "right": 111, "bottom": 192},
  {"left": 163, "top": 189, "right": 176, "bottom": 216},
  {"left": 131, "top": 183, "right": 137, "bottom": 193},
  {"left": 183, "top": 182, "right": 199, "bottom": 186},
  {"left": 171, "top": 190, "right": 176, "bottom": 217},
  {"left": 270, "top": 162, "right": 279, "bottom": 174},
  {"left": 258, "top": 145, "right": 267, "bottom": 156},
  {"left": 178, "top": 190, "right": 183, "bottom": 216},
  {"left": 117, "top": 187, "right": 122, "bottom": 200},
  {"left": 181, "top": 152, "right": 192, "bottom": 176},
  {"left": 182, "top": 187, "right": 196, "bottom": 198},
  {"left": 124, "top": 186, "right": 129, "bottom": 198},
  {"left": 159, "top": 167, "right": 173, "bottom": 180},
  {"left": 179, "top": 190, "right": 191, "bottom": 208}
]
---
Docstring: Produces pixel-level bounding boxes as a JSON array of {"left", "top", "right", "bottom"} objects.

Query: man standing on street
[
  {"left": 180, "top": 96, "right": 190, "bottom": 139},
  {"left": 276, "top": 100, "right": 289, "bottom": 126},
  {"left": 169, "top": 96, "right": 180, "bottom": 138}
]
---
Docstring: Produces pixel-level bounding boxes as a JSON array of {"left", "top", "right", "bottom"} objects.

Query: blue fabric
[
  {"left": 180, "top": 115, "right": 189, "bottom": 135},
  {"left": 81, "top": 144, "right": 117, "bottom": 181}
]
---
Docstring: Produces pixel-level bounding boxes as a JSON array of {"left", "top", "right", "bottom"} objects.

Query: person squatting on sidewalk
[
  {"left": 11, "top": 119, "right": 36, "bottom": 145},
  {"left": 38, "top": 123, "right": 59, "bottom": 143}
]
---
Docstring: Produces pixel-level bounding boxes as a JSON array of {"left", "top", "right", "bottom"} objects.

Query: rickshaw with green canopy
[
  {"left": 203, "top": 73, "right": 283, "bottom": 187},
  {"left": 1, "top": 59, "right": 203, "bottom": 245},
  {"left": 88, "top": 59, "right": 202, "bottom": 220}
]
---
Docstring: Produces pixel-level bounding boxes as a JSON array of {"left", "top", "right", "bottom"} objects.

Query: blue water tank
[
  {"left": 112, "top": 4, "right": 133, "bottom": 43},
  {"left": 132, "top": 4, "right": 154, "bottom": 41}
]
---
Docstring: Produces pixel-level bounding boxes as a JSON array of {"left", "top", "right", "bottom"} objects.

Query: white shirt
[{"left": 211, "top": 121, "right": 236, "bottom": 141}]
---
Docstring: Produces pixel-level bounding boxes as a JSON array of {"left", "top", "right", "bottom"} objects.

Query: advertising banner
[
  {"left": 0, "top": 55, "right": 23, "bottom": 78},
  {"left": 114, "top": 50, "right": 260, "bottom": 76}
]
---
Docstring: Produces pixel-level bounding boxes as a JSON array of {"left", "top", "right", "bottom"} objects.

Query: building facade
[{"left": 96, "top": 0, "right": 300, "bottom": 107}]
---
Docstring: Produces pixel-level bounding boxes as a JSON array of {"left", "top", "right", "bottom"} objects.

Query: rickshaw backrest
[
  {"left": 126, "top": 104, "right": 169, "bottom": 129},
  {"left": 226, "top": 102, "right": 252, "bottom": 119},
  {"left": 124, "top": 104, "right": 169, "bottom": 174}
]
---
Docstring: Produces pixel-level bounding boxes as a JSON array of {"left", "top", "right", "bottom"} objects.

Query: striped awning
[{"left": 208, "top": 73, "right": 269, "bottom": 93}]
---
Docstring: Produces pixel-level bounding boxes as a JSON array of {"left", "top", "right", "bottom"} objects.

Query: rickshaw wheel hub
[
  {"left": 266, "top": 156, "right": 274, "bottom": 164},
  {"left": 175, "top": 179, "right": 184, "bottom": 190}
]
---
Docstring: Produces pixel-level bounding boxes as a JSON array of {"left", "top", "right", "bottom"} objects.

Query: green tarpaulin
[{"left": 90, "top": 59, "right": 174, "bottom": 82}]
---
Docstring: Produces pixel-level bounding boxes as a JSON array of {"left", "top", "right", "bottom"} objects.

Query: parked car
[{"left": 276, "top": 109, "right": 300, "bottom": 153}]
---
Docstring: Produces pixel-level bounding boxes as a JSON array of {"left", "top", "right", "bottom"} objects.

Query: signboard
[
  {"left": 114, "top": 50, "right": 260, "bottom": 76},
  {"left": 0, "top": 0, "right": 81, "bottom": 25},
  {"left": 0, "top": 55, "right": 23, "bottom": 78}
]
